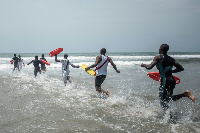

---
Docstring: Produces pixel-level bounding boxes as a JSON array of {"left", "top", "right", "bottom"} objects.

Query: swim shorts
[{"left": 95, "top": 75, "right": 106, "bottom": 88}]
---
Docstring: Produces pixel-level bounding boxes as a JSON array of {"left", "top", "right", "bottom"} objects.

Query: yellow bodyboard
[{"left": 81, "top": 64, "right": 96, "bottom": 76}]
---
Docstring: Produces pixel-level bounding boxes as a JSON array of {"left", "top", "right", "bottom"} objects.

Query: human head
[
  {"left": 100, "top": 48, "right": 106, "bottom": 55},
  {"left": 64, "top": 54, "right": 68, "bottom": 59},
  {"left": 18, "top": 55, "right": 21, "bottom": 57},
  {"left": 14, "top": 54, "right": 16, "bottom": 57},
  {"left": 35, "top": 56, "right": 38, "bottom": 60},
  {"left": 42, "top": 54, "right": 44, "bottom": 58},
  {"left": 159, "top": 44, "right": 169, "bottom": 55}
]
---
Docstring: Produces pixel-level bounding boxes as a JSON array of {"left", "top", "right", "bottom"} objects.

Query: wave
[{"left": 1, "top": 53, "right": 200, "bottom": 66}]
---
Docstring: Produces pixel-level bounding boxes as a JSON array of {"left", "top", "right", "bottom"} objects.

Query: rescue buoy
[
  {"left": 49, "top": 48, "right": 63, "bottom": 57},
  {"left": 41, "top": 59, "right": 50, "bottom": 65},
  {"left": 10, "top": 60, "right": 14, "bottom": 64},
  {"left": 147, "top": 72, "right": 180, "bottom": 84}
]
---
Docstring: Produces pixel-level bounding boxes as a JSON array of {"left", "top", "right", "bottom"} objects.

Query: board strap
[{"left": 95, "top": 57, "right": 109, "bottom": 71}]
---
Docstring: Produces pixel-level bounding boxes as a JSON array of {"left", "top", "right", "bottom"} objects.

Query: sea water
[{"left": 0, "top": 52, "right": 200, "bottom": 133}]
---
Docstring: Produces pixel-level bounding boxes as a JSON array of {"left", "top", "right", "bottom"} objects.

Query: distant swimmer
[
  {"left": 18, "top": 55, "right": 25, "bottom": 70},
  {"left": 55, "top": 54, "right": 79, "bottom": 86},
  {"left": 11, "top": 54, "right": 20, "bottom": 72},
  {"left": 27, "top": 56, "right": 42, "bottom": 77},
  {"left": 40, "top": 54, "right": 47, "bottom": 72},
  {"left": 85, "top": 48, "right": 120, "bottom": 97},
  {"left": 141, "top": 44, "right": 195, "bottom": 112}
]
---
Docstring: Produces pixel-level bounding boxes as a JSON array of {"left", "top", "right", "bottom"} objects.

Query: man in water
[
  {"left": 11, "top": 54, "right": 20, "bottom": 72},
  {"left": 85, "top": 48, "right": 120, "bottom": 97},
  {"left": 55, "top": 54, "right": 79, "bottom": 86},
  {"left": 27, "top": 56, "right": 42, "bottom": 77},
  {"left": 40, "top": 54, "right": 47, "bottom": 72},
  {"left": 18, "top": 55, "right": 25, "bottom": 70},
  {"left": 141, "top": 44, "right": 195, "bottom": 112}
]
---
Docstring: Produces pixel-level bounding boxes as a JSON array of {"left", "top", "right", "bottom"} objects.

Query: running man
[
  {"left": 141, "top": 44, "right": 195, "bottom": 112},
  {"left": 27, "top": 56, "right": 42, "bottom": 77},
  {"left": 85, "top": 48, "right": 120, "bottom": 97},
  {"left": 55, "top": 54, "right": 79, "bottom": 86},
  {"left": 11, "top": 54, "right": 20, "bottom": 72},
  {"left": 18, "top": 55, "right": 25, "bottom": 70},
  {"left": 40, "top": 54, "right": 47, "bottom": 72}
]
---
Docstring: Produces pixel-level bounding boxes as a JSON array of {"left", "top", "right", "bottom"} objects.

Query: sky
[{"left": 0, "top": 0, "right": 200, "bottom": 53}]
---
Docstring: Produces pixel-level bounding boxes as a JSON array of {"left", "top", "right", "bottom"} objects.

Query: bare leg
[
  {"left": 106, "top": 91, "right": 110, "bottom": 97},
  {"left": 101, "top": 89, "right": 110, "bottom": 97},
  {"left": 95, "top": 86, "right": 110, "bottom": 97},
  {"left": 17, "top": 65, "right": 20, "bottom": 72},
  {"left": 67, "top": 76, "right": 72, "bottom": 83},
  {"left": 183, "top": 90, "right": 195, "bottom": 103}
]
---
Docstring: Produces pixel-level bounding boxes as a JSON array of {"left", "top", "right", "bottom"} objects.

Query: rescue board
[
  {"left": 40, "top": 59, "right": 50, "bottom": 65},
  {"left": 49, "top": 48, "right": 63, "bottom": 57},
  {"left": 10, "top": 60, "right": 14, "bottom": 64},
  {"left": 81, "top": 64, "right": 96, "bottom": 76},
  {"left": 147, "top": 72, "right": 180, "bottom": 84}
]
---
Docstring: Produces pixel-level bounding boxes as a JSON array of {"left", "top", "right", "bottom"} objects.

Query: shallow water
[{"left": 0, "top": 52, "right": 200, "bottom": 133}]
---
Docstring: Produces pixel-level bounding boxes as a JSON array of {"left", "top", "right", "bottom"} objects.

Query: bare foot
[
  {"left": 106, "top": 91, "right": 110, "bottom": 97},
  {"left": 185, "top": 90, "right": 195, "bottom": 103}
]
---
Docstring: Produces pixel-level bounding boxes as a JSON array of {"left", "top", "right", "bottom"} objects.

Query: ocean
[{"left": 0, "top": 52, "right": 200, "bottom": 133}]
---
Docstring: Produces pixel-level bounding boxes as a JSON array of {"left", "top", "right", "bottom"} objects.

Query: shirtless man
[{"left": 85, "top": 48, "right": 120, "bottom": 97}]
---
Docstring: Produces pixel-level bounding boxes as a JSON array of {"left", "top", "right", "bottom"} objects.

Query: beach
[{"left": 0, "top": 52, "right": 200, "bottom": 133}]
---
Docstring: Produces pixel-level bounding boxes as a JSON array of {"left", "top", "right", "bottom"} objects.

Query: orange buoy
[
  {"left": 49, "top": 48, "right": 63, "bottom": 57},
  {"left": 147, "top": 72, "right": 180, "bottom": 84},
  {"left": 41, "top": 59, "right": 50, "bottom": 65}
]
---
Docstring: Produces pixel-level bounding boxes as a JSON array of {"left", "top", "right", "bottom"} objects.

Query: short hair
[
  {"left": 35, "top": 56, "right": 38, "bottom": 59},
  {"left": 100, "top": 48, "right": 106, "bottom": 54},
  {"left": 160, "top": 44, "right": 169, "bottom": 53},
  {"left": 64, "top": 54, "right": 68, "bottom": 58},
  {"left": 42, "top": 54, "right": 44, "bottom": 57}
]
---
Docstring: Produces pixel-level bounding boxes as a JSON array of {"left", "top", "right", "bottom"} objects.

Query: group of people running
[
  {"left": 11, "top": 54, "right": 47, "bottom": 77},
  {"left": 11, "top": 45, "right": 195, "bottom": 118},
  {"left": 11, "top": 54, "right": 25, "bottom": 72}
]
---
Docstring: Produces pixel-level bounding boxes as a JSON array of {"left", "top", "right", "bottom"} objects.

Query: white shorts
[{"left": 18, "top": 62, "right": 23, "bottom": 69}]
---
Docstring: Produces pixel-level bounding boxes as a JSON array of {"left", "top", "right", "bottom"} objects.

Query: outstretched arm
[
  {"left": 141, "top": 56, "right": 160, "bottom": 70},
  {"left": 55, "top": 54, "right": 60, "bottom": 62},
  {"left": 109, "top": 57, "right": 120, "bottom": 73},
  {"left": 27, "top": 60, "right": 33, "bottom": 65},
  {"left": 71, "top": 64, "right": 80, "bottom": 68},
  {"left": 172, "top": 62, "right": 184, "bottom": 73},
  {"left": 85, "top": 56, "right": 101, "bottom": 71}
]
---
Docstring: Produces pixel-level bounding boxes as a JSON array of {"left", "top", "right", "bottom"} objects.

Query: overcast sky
[{"left": 0, "top": 0, "right": 200, "bottom": 53}]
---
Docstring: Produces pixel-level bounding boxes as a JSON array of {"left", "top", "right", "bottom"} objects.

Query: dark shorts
[
  {"left": 14, "top": 63, "right": 19, "bottom": 68},
  {"left": 95, "top": 75, "right": 106, "bottom": 88},
  {"left": 41, "top": 66, "right": 46, "bottom": 71},
  {"left": 34, "top": 67, "right": 41, "bottom": 76}
]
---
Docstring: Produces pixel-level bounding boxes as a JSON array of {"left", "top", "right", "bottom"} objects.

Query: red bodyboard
[
  {"left": 49, "top": 48, "right": 63, "bottom": 57},
  {"left": 147, "top": 72, "right": 180, "bottom": 84},
  {"left": 41, "top": 59, "right": 50, "bottom": 65},
  {"left": 10, "top": 60, "right": 14, "bottom": 64}
]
